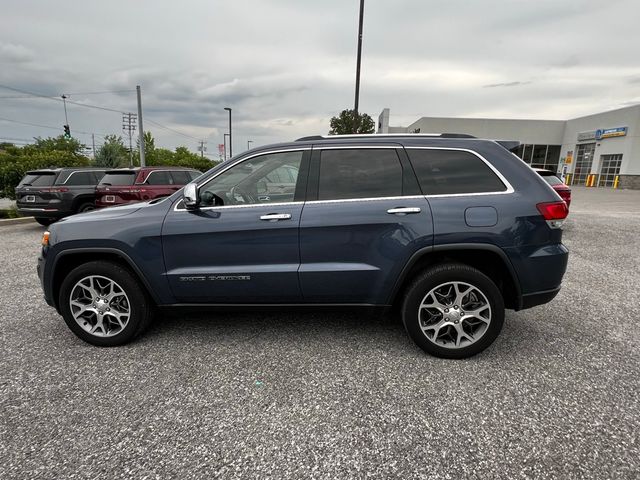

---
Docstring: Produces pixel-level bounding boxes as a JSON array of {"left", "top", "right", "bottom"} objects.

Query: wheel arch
[
  {"left": 71, "top": 194, "right": 96, "bottom": 213},
  {"left": 50, "top": 248, "right": 161, "bottom": 312},
  {"left": 389, "top": 244, "right": 522, "bottom": 310}
]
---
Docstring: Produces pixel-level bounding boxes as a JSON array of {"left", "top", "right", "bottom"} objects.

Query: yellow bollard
[
  {"left": 614, "top": 175, "right": 619, "bottom": 189},
  {"left": 565, "top": 173, "right": 571, "bottom": 185}
]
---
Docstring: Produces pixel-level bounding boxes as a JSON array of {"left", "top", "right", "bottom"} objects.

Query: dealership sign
[
  {"left": 577, "top": 131, "right": 596, "bottom": 142},
  {"left": 596, "top": 126, "right": 627, "bottom": 140}
]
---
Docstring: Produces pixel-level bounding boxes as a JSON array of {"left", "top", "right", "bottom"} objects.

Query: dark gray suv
[
  {"left": 37, "top": 134, "right": 569, "bottom": 358},
  {"left": 16, "top": 168, "right": 106, "bottom": 225}
]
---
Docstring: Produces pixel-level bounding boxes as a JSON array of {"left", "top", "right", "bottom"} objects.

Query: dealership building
[{"left": 378, "top": 104, "right": 640, "bottom": 189}]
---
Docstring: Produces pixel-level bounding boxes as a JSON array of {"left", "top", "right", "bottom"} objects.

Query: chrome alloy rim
[
  {"left": 69, "top": 275, "right": 131, "bottom": 337},
  {"left": 418, "top": 281, "right": 491, "bottom": 349}
]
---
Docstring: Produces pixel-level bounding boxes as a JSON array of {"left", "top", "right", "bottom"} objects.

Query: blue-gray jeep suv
[{"left": 37, "top": 134, "right": 569, "bottom": 358}]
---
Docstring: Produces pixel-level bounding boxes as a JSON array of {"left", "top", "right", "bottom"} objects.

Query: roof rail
[{"left": 295, "top": 133, "right": 476, "bottom": 141}]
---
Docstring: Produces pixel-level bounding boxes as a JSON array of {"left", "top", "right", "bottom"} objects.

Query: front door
[{"left": 162, "top": 149, "right": 309, "bottom": 303}]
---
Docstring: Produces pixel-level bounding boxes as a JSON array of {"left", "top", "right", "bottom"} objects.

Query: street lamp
[
  {"left": 247, "top": 140, "right": 253, "bottom": 150},
  {"left": 61, "top": 94, "right": 70, "bottom": 136},
  {"left": 223, "top": 133, "right": 230, "bottom": 161},
  {"left": 353, "top": 0, "right": 365, "bottom": 128},
  {"left": 224, "top": 107, "right": 232, "bottom": 158}
]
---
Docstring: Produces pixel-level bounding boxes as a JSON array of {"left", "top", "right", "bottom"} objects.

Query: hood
[{"left": 57, "top": 201, "right": 153, "bottom": 224}]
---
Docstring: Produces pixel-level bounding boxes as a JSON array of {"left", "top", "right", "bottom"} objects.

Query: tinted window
[
  {"left": 19, "top": 173, "right": 57, "bottom": 186},
  {"left": 188, "top": 171, "right": 201, "bottom": 181},
  {"left": 171, "top": 171, "right": 191, "bottom": 185},
  {"left": 62, "top": 171, "right": 97, "bottom": 185},
  {"left": 145, "top": 171, "right": 173, "bottom": 185},
  {"left": 200, "top": 151, "right": 303, "bottom": 206},
  {"left": 99, "top": 173, "right": 136, "bottom": 186},
  {"left": 407, "top": 149, "right": 506, "bottom": 195},
  {"left": 540, "top": 173, "right": 563, "bottom": 186},
  {"left": 318, "top": 149, "right": 402, "bottom": 200}
]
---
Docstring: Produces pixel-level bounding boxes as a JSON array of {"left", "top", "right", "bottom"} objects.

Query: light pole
[
  {"left": 224, "top": 107, "right": 232, "bottom": 158},
  {"left": 353, "top": 0, "right": 365, "bottom": 133},
  {"left": 247, "top": 140, "right": 253, "bottom": 150},
  {"left": 223, "top": 133, "right": 230, "bottom": 161},
  {"left": 61, "top": 94, "right": 69, "bottom": 134}
]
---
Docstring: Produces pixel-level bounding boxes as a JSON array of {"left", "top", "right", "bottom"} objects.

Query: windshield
[
  {"left": 99, "top": 173, "right": 136, "bottom": 186},
  {"left": 19, "top": 173, "right": 57, "bottom": 187}
]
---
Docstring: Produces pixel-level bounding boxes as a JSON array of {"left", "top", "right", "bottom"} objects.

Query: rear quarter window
[{"left": 406, "top": 149, "right": 507, "bottom": 195}]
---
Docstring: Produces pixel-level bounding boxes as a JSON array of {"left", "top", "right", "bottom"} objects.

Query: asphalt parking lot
[{"left": 1, "top": 187, "right": 639, "bottom": 479}]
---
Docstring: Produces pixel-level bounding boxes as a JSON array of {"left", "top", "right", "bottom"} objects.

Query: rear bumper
[
  {"left": 17, "top": 207, "right": 65, "bottom": 219},
  {"left": 521, "top": 287, "right": 561, "bottom": 309}
]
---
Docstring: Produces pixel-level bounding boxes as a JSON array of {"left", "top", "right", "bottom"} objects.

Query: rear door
[
  {"left": 143, "top": 170, "right": 177, "bottom": 199},
  {"left": 162, "top": 149, "right": 310, "bottom": 303},
  {"left": 298, "top": 145, "right": 433, "bottom": 304}
]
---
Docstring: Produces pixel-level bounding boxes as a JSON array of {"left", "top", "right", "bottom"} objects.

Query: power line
[
  {"left": 146, "top": 118, "right": 202, "bottom": 141},
  {"left": 0, "top": 115, "right": 107, "bottom": 137},
  {"left": 0, "top": 84, "right": 128, "bottom": 114}
]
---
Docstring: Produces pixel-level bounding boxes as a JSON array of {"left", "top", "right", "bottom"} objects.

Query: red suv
[
  {"left": 95, "top": 167, "right": 201, "bottom": 208},
  {"left": 534, "top": 168, "right": 571, "bottom": 208}
]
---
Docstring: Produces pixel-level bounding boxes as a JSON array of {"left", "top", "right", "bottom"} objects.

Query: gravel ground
[{"left": 1, "top": 187, "right": 638, "bottom": 479}]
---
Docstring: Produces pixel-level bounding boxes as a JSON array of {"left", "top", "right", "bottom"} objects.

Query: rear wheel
[
  {"left": 402, "top": 263, "right": 504, "bottom": 359},
  {"left": 35, "top": 217, "right": 55, "bottom": 226},
  {"left": 59, "top": 261, "right": 153, "bottom": 346},
  {"left": 76, "top": 202, "right": 95, "bottom": 213}
]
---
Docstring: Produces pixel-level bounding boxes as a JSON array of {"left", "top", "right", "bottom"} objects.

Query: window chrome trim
[
  {"left": 313, "top": 145, "right": 402, "bottom": 150},
  {"left": 173, "top": 200, "right": 304, "bottom": 212},
  {"left": 404, "top": 146, "right": 515, "bottom": 196},
  {"left": 306, "top": 195, "right": 425, "bottom": 205}
]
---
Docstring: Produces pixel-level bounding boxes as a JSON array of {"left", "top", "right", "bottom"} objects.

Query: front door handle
[
  {"left": 387, "top": 207, "right": 421, "bottom": 215},
  {"left": 260, "top": 213, "right": 292, "bottom": 221}
]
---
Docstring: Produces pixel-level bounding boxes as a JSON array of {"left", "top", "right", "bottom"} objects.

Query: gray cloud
[{"left": 0, "top": 0, "right": 639, "bottom": 152}]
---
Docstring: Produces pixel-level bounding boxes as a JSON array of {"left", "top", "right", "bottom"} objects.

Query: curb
[{"left": 0, "top": 217, "right": 36, "bottom": 226}]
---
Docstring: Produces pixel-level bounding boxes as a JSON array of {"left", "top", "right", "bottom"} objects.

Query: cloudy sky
[{"left": 1, "top": 0, "right": 639, "bottom": 156}]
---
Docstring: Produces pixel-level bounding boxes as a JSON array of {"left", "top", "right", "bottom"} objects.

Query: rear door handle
[
  {"left": 259, "top": 213, "right": 292, "bottom": 221},
  {"left": 387, "top": 207, "right": 421, "bottom": 215}
]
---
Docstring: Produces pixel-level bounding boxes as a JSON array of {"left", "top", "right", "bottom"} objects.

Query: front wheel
[
  {"left": 35, "top": 217, "right": 55, "bottom": 226},
  {"left": 59, "top": 261, "right": 153, "bottom": 346},
  {"left": 402, "top": 263, "right": 504, "bottom": 359}
]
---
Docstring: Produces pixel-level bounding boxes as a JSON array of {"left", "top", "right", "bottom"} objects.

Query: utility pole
[
  {"left": 122, "top": 112, "right": 137, "bottom": 167},
  {"left": 198, "top": 140, "right": 207, "bottom": 158},
  {"left": 224, "top": 107, "right": 232, "bottom": 158},
  {"left": 247, "top": 140, "right": 253, "bottom": 150},
  {"left": 353, "top": 0, "right": 365, "bottom": 133},
  {"left": 61, "top": 94, "right": 70, "bottom": 137},
  {"left": 92, "top": 134, "right": 96, "bottom": 159},
  {"left": 136, "top": 85, "right": 146, "bottom": 167}
]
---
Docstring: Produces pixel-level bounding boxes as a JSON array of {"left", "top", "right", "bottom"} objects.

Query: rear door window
[
  {"left": 99, "top": 173, "right": 136, "bottom": 186},
  {"left": 60, "top": 171, "right": 98, "bottom": 185},
  {"left": 317, "top": 149, "right": 403, "bottom": 200},
  {"left": 170, "top": 171, "right": 191, "bottom": 185},
  {"left": 145, "top": 171, "right": 173, "bottom": 185},
  {"left": 406, "top": 149, "right": 507, "bottom": 195}
]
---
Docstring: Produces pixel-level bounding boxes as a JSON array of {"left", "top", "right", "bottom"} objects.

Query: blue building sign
[{"left": 595, "top": 127, "right": 628, "bottom": 140}]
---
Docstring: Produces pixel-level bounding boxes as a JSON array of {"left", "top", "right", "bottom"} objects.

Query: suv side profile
[
  {"left": 95, "top": 167, "right": 201, "bottom": 208},
  {"left": 16, "top": 168, "right": 106, "bottom": 226},
  {"left": 37, "top": 135, "right": 569, "bottom": 358}
]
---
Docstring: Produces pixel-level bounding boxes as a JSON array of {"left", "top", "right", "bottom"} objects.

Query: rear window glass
[
  {"left": 99, "top": 173, "right": 136, "bottom": 186},
  {"left": 318, "top": 149, "right": 403, "bottom": 200},
  {"left": 19, "top": 173, "right": 57, "bottom": 187},
  {"left": 407, "top": 149, "right": 507, "bottom": 195},
  {"left": 539, "top": 173, "right": 563, "bottom": 186}
]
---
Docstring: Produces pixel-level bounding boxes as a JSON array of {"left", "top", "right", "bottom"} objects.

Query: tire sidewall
[
  {"left": 59, "top": 261, "right": 148, "bottom": 346},
  {"left": 402, "top": 265, "right": 505, "bottom": 359}
]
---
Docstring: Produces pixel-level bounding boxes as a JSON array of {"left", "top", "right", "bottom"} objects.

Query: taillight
[
  {"left": 44, "top": 187, "right": 69, "bottom": 193},
  {"left": 536, "top": 201, "right": 568, "bottom": 228}
]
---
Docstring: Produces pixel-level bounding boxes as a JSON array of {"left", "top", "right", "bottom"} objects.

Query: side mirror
[{"left": 183, "top": 182, "right": 199, "bottom": 210}]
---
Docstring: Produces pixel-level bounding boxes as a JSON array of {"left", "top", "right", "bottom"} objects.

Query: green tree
[
  {"left": 24, "top": 135, "right": 85, "bottom": 156},
  {"left": 94, "top": 135, "right": 128, "bottom": 168},
  {"left": 328, "top": 109, "right": 375, "bottom": 135}
]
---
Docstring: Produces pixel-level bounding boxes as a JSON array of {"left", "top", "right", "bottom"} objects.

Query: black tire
[
  {"left": 35, "top": 217, "right": 55, "bottom": 226},
  {"left": 76, "top": 202, "right": 95, "bottom": 213},
  {"left": 402, "top": 263, "right": 504, "bottom": 359},
  {"left": 58, "top": 260, "right": 153, "bottom": 346}
]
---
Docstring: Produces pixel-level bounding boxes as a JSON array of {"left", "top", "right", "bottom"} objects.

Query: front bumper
[{"left": 37, "top": 253, "right": 54, "bottom": 307}]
